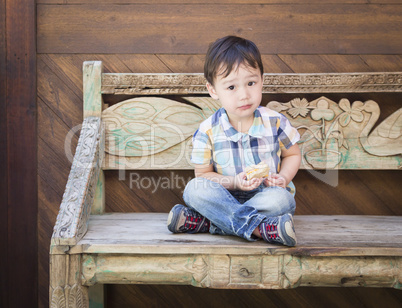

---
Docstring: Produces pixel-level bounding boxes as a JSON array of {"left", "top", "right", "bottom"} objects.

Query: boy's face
[{"left": 207, "top": 63, "right": 263, "bottom": 127}]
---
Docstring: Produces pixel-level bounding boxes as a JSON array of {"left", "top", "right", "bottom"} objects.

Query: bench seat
[
  {"left": 76, "top": 213, "right": 402, "bottom": 256},
  {"left": 64, "top": 213, "right": 402, "bottom": 289}
]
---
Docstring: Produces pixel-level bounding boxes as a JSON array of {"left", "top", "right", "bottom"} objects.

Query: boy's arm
[
  {"left": 194, "top": 164, "right": 263, "bottom": 191},
  {"left": 264, "top": 144, "right": 301, "bottom": 188},
  {"left": 279, "top": 143, "right": 302, "bottom": 185}
]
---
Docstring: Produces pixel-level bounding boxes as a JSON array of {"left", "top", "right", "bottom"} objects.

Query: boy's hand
[
  {"left": 234, "top": 172, "right": 263, "bottom": 191},
  {"left": 263, "top": 173, "right": 287, "bottom": 188}
]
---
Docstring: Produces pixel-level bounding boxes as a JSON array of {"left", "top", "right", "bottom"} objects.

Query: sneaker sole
[
  {"left": 167, "top": 204, "right": 184, "bottom": 233},
  {"left": 279, "top": 214, "right": 297, "bottom": 246}
]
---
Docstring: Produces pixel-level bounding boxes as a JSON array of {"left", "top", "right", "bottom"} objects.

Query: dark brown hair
[{"left": 204, "top": 36, "right": 264, "bottom": 85}]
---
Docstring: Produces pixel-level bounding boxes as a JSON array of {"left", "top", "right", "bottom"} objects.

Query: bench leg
[
  {"left": 89, "top": 284, "right": 105, "bottom": 308},
  {"left": 50, "top": 254, "right": 89, "bottom": 308}
]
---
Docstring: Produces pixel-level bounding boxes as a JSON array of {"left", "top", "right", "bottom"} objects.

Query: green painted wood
[
  {"left": 92, "top": 171, "right": 105, "bottom": 215},
  {"left": 83, "top": 61, "right": 103, "bottom": 118},
  {"left": 102, "top": 97, "right": 219, "bottom": 157},
  {"left": 101, "top": 95, "right": 401, "bottom": 170},
  {"left": 89, "top": 284, "right": 105, "bottom": 308},
  {"left": 268, "top": 97, "right": 402, "bottom": 170}
]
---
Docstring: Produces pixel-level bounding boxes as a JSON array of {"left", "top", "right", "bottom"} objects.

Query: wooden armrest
[{"left": 51, "top": 117, "right": 104, "bottom": 247}]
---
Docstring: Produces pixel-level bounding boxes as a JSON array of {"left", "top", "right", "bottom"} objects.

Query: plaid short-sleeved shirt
[{"left": 191, "top": 106, "right": 300, "bottom": 190}]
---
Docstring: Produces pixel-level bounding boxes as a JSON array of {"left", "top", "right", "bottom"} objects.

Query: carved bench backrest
[
  {"left": 84, "top": 61, "right": 402, "bottom": 171},
  {"left": 50, "top": 62, "right": 402, "bottom": 246}
]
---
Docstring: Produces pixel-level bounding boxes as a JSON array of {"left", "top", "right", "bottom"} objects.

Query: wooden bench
[{"left": 50, "top": 61, "right": 402, "bottom": 307}]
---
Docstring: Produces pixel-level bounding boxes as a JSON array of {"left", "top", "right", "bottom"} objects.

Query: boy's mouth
[{"left": 239, "top": 104, "right": 252, "bottom": 110}]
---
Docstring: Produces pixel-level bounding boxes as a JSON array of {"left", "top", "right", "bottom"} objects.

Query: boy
[{"left": 167, "top": 36, "right": 301, "bottom": 246}]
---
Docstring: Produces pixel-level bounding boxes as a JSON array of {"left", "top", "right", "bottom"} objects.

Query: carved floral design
[
  {"left": 289, "top": 98, "right": 359, "bottom": 168},
  {"left": 268, "top": 97, "right": 402, "bottom": 169},
  {"left": 287, "top": 98, "right": 310, "bottom": 118},
  {"left": 338, "top": 99, "right": 364, "bottom": 126}
]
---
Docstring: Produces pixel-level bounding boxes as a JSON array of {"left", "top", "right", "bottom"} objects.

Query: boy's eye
[
  {"left": 248, "top": 81, "right": 256, "bottom": 86},
  {"left": 228, "top": 85, "right": 235, "bottom": 90}
]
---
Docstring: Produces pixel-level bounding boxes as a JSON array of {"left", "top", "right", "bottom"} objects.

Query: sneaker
[
  {"left": 259, "top": 213, "right": 297, "bottom": 247},
  {"left": 167, "top": 204, "right": 210, "bottom": 234}
]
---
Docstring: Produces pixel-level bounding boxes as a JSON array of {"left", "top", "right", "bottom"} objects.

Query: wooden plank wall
[
  {"left": 0, "top": 0, "right": 7, "bottom": 306},
  {"left": 2, "top": 0, "right": 37, "bottom": 307},
  {"left": 37, "top": 1, "right": 402, "bottom": 307}
]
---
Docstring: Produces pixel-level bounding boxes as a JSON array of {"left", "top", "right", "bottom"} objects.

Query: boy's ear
[{"left": 206, "top": 82, "right": 219, "bottom": 100}]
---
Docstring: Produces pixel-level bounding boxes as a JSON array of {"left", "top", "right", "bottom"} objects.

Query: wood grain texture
[
  {"left": 294, "top": 170, "right": 402, "bottom": 216},
  {"left": 83, "top": 62, "right": 106, "bottom": 216},
  {"left": 81, "top": 253, "right": 401, "bottom": 289},
  {"left": 49, "top": 254, "right": 89, "bottom": 308},
  {"left": 76, "top": 213, "right": 402, "bottom": 256},
  {"left": 39, "top": 53, "right": 402, "bottom": 76},
  {"left": 106, "top": 285, "right": 402, "bottom": 308},
  {"left": 37, "top": 4, "right": 402, "bottom": 54},
  {"left": 37, "top": 55, "right": 84, "bottom": 128},
  {"left": 38, "top": 177, "right": 64, "bottom": 308},
  {"left": 0, "top": 0, "right": 7, "bottom": 305},
  {"left": 83, "top": 61, "right": 103, "bottom": 118},
  {"left": 5, "top": 0, "right": 37, "bottom": 307},
  {"left": 105, "top": 169, "right": 191, "bottom": 213},
  {"left": 279, "top": 55, "right": 402, "bottom": 73},
  {"left": 37, "top": 1, "right": 400, "bottom": 4},
  {"left": 74, "top": 213, "right": 402, "bottom": 289}
]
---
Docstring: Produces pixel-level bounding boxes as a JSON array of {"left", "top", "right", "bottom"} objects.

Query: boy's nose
[{"left": 239, "top": 87, "right": 249, "bottom": 100}]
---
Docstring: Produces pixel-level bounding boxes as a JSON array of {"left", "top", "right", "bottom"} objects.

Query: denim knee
[
  {"left": 183, "top": 177, "right": 220, "bottom": 210},
  {"left": 269, "top": 186, "right": 296, "bottom": 215},
  {"left": 275, "top": 187, "right": 296, "bottom": 213},
  {"left": 184, "top": 177, "right": 208, "bottom": 198},
  {"left": 248, "top": 186, "right": 296, "bottom": 216}
]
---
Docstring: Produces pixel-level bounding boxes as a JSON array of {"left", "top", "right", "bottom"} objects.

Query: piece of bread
[{"left": 245, "top": 162, "right": 270, "bottom": 180}]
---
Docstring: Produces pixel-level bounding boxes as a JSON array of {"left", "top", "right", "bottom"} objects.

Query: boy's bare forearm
[
  {"left": 278, "top": 156, "right": 301, "bottom": 185},
  {"left": 194, "top": 164, "right": 236, "bottom": 189},
  {"left": 195, "top": 161, "right": 265, "bottom": 191},
  {"left": 196, "top": 171, "right": 237, "bottom": 190},
  {"left": 279, "top": 146, "right": 302, "bottom": 186}
]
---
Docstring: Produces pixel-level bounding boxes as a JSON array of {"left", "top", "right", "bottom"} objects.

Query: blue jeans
[{"left": 183, "top": 177, "right": 296, "bottom": 241}]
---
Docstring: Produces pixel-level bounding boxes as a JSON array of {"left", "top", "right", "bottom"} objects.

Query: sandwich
[{"left": 245, "top": 162, "right": 270, "bottom": 180}]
